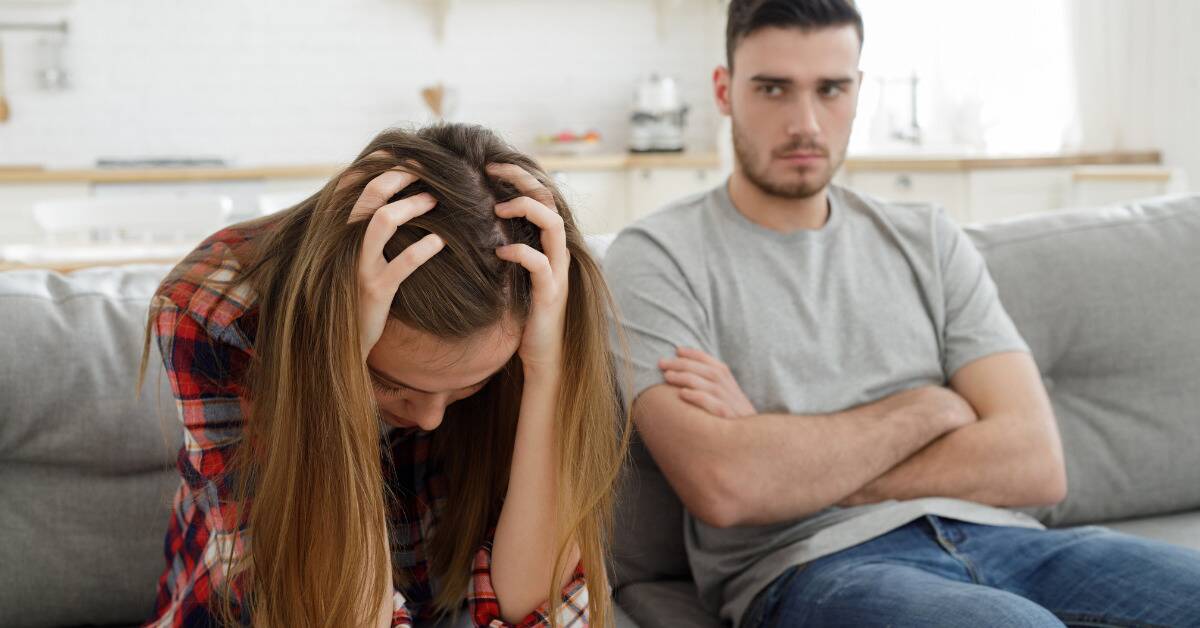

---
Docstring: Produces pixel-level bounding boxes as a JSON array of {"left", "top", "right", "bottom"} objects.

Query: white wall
[
  {"left": 1069, "top": 0, "right": 1200, "bottom": 187},
  {"left": 0, "top": 0, "right": 725, "bottom": 167}
]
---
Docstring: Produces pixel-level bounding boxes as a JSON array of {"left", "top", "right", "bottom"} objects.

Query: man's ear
[{"left": 713, "top": 65, "right": 733, "bottom": 116}]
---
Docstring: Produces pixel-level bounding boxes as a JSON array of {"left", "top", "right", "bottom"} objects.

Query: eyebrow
[
  {"left": 750, "top": 74, "right": 855, "bottom": 86},
  {"left": 368, "top": 365, "right": 502, "bottom": 394}
]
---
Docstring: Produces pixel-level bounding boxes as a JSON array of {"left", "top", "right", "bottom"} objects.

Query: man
[{"left": 604, "top": 1, "right": 1200, "bottom": 626}]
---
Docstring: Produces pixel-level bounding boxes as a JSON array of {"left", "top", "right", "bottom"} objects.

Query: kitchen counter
[
  {"left": 0, "top": 153, "right": 722, "bottom": 184},
  {"left": 0, "top": 150, "right": 1162, "bottom": 183},
  {"left": 843, "top": 150, "right": 1162, "bottom": 172}
]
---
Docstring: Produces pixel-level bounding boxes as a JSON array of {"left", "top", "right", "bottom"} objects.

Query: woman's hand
[
  {"left": 488, "top": 163, "right": 570, "bottom": 377},
  {"left": 348, "top": 169, "right": 446, "bottom": 362}
]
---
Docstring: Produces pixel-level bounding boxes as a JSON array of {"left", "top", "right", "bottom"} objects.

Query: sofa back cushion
[
  {"left": 0, "top": 264, "right": 179, "bottom": 627},
  {"left": 968, "top": 195, "right": 1200, "bottom": 526}
]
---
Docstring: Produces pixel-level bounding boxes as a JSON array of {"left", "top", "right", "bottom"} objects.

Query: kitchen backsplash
[{"left": 0, "top": 0, "right": 725, "bottom": 167}]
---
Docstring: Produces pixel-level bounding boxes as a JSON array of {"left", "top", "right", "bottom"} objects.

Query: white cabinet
[
  {"left": 844, "top": 165, "right": 1174, "bottom": 225},
  {"left": 550, "top": 170, "right": 629, "bottom": 236},
  {"left": 627, "top": 167, "right": 723, "bottom": 222},
  {"left": 550, "top": 166, "right": 723, "bottom": 235},
  {"left": 1069, "top": 166, "right": 1179, "bottom": 209},
  {"left": 0, "top": 182, "right": 89, "bottom": 243},
  {"left": 844, "top": 171, "right": 970, "bottom": 222},
  {"left": 966, "top": 168, "right": 1073, "bottom": 223}
]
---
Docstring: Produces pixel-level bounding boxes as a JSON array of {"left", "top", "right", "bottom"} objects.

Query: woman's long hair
[{"left": 141, "top": 123, "right": 631, "bottom": 627}]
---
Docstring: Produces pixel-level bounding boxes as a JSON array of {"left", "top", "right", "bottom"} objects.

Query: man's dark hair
[{"left": 726, "top": 0, "right": 864, "bottom": 70}]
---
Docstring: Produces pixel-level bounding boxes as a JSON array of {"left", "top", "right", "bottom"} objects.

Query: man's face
[{"left": 716, "top": 25, "right": 862, "bottom": 200}]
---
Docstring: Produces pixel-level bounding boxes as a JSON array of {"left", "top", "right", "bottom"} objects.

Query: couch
[{"left": 2, "top": 195, "right": 1198, "bottom": 627}]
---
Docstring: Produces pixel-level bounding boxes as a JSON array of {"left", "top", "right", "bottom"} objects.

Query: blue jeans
[{"left": 742, "top": 515, "right": 1200, "bottom": 628}]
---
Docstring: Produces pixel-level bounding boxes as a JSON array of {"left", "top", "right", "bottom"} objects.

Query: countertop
[{"left": 0, "top": 150, "right": 1163, "bottom": 184}]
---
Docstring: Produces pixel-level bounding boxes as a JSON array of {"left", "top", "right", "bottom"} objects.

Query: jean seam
[
  {"left": 927, "top": 518, "right": 985, "bottom": 585},
  {"left": 1054, "top": 610, "right": 1174, "bottom": 628}
]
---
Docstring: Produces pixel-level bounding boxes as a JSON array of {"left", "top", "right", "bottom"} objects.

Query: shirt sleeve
[
  {"left": 604, "top": 227, "right": 716, "bottom": 405},
  {"left": 391, "top": 589, "right": 414, "bottom": 628},
  {"left": 934, "top": 208, "right": 1031, "bottom": 378},
  {"left": 146, "top": 300, "right": 255, "bottom": 626},
  {"left": 467, "top": 543, "right": 589, "bottom": 628}
]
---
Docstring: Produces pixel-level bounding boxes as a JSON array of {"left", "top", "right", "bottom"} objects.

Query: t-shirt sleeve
[
  {"left": 604, "top": 227, "right": 715, "bottom": 404},
  {"left": 934, "top": 208, "right": 1030, "bottom": 378}
]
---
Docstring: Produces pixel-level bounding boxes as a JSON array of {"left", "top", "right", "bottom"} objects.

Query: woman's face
[{"left": 365, "top": 317, "right": 521, "bottom": 431}]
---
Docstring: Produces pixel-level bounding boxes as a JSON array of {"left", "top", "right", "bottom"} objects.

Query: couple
[{"left": 145, "top": 1, "right": 1200, "bottom": 627}]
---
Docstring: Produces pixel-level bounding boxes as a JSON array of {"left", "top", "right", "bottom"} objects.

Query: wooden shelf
[{"left": 0, "top": 151, "right": 1167, "bottom": 184}]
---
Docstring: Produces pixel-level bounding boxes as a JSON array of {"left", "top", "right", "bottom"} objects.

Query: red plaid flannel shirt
[{"left": 145, "top": 223, "right": 588, "bottom": 627}]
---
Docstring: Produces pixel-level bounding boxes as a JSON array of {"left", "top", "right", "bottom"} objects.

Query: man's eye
[
  {"left": 820, "top": 84, "right": 844, "bottom": 97},
  {"left": 758, "top": 84, "right": 784, "bottom": 97}
]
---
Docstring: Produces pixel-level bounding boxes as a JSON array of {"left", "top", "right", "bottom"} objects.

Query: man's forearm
[
  {"left": 710, "top": 386, "right": 974, "bottom": 526},
  {"left": 845, "top": 411, "right": 1066, "bottom": 507},
  {"left": 844, "top": 354, "right": 1067, "bottom": 508}
]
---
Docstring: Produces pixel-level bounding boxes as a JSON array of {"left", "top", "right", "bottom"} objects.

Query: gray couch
[{"left": 2, "top": 196, "right": 1198, "bottom": 627}]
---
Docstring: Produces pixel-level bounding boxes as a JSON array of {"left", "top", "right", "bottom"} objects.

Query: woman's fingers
[
  {"left": 360, "top": 193, "right": 438, "bottom": 269},
  {"left": 486, "top": 162, "right": 557, "bottom": 210},
  {"left": 381, "top": 233, "right": 445, "bottom": 287},
  {"left": 495, "top": 243, "right": 556, "bottom": 301},
  {"left": 347, "top": 169, "right": 421, "bottom": 223},
  {"left": 494, "top": 196, "right": 569, "bottom": 278}
]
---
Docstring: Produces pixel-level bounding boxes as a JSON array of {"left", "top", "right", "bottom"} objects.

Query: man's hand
[{"left": 659, "top": 346, "right": 757, "bottom": 419}]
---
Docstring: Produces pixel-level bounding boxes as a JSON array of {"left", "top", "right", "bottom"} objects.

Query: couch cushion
[
  {"left": 1101, "top": 510, "right": 1200, "bottom": 551},
  {"left": 610, "top": 435, "right": 690, "bottom": 589},
  {"left": 968, "top": 195, "right": 1200, "bottom": 526},
  {"left": 0, "top": 264, "right": 179, "bottom": 628},
  {"left": 615, "top": 580, "right": 722, "bottom": 628}
]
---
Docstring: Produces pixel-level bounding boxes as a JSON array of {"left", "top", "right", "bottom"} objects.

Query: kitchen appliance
[{"left": 629, "top": 73, "right": 688, "bottom": 153}]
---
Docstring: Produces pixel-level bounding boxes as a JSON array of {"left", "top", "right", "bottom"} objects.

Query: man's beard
[{"left": 731, "top": 117, "right": 839, "bottom": 200}]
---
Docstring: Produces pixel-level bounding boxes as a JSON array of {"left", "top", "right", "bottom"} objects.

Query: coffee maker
[{"left": 629, "top": 74, "right": 689, "bottom": 153}]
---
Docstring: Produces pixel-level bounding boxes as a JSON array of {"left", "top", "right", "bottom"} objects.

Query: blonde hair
[{"left": 142, "top": 123, "right": 631, "bottom": 627}]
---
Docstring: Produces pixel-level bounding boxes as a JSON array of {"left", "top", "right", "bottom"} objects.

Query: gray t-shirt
[{"left": 604, "top": 182, "right": 1044, "bottom": 626}]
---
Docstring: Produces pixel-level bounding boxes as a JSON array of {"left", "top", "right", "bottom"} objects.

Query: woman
[{"left": 141, "top": 123, "right": 630, "bottom": 627}]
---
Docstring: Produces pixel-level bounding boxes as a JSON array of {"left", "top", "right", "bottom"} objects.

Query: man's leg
[
  {"left": 747, "top": 560, "right": 1065, "bottom": 628},
  {"left": 742, "top": 517, "right": 1065, "bottom": 628},
  {"left": 936, "top": 518, "right": 1200, "bottom": 627}
]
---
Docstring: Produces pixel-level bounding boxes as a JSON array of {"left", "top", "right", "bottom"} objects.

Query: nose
[
  {"left": 405, "top": 394, "right": 450, "bottom": 431},
  {"left": 785, "top": 92, "right": 821, "bottom": 138}
]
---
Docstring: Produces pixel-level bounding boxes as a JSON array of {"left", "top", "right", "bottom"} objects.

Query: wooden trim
[
  {"left": 1071, "top": 165, "right": 1173, "bottom": 182},
  {"left": 844, "top": 150, "right": 1162, "bottom": 172},
  {"left": 0, "top": 164, "right": 343, "bottom": 184},
  {"left": 0, "top": 257, "right": 183, "bottom": 273},
  {"left": 0, "top": 151, "right": 1165, "bottom": 183},
  {"left": 0, "top": 153, "right": 725, "bottom": 183}
]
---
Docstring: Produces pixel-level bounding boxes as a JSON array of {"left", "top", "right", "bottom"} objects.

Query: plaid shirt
[{"left": 145, "top": 222, "right": 588, "bottom": 627}]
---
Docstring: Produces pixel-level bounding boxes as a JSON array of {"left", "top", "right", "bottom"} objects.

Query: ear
[{"left": 713, "top": 65, "right": 733, "bottom": 116}]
